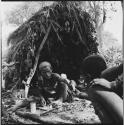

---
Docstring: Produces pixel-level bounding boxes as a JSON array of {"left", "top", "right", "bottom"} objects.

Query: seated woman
[
  {"left": 78, "top": 55, "right": 123, "bottom": 124},
  {"left": 8, "top": 61, "right": 74, "bottom": 112},
  {"left": 76, "top": 54, "right": 107, "bottom": 99},
  {"left": 33, "top": 61, "right": 74, "bottom": 105}
]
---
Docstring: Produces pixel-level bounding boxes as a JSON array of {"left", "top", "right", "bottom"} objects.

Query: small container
[
  {"left": 30, "top": 102, "right": 36, "bottom": 113},
  {"left": 2, "top": 76, "right": 5, "bottom": 89},
  {"left": 25, "top": 86, "right": 29, "bottom": 98}
]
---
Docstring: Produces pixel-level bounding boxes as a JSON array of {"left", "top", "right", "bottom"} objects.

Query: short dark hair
[{"left": 82, "top": 55, "right": 107, "bottom": 79}]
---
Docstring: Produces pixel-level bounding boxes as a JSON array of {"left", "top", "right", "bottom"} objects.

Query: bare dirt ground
[{"left": 2, "top": 96, "right": 102, "bottom": 124}]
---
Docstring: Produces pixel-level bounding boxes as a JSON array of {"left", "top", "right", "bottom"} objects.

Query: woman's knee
[{"left": 58, "top": 82, "right": 68, "bottom": 90}]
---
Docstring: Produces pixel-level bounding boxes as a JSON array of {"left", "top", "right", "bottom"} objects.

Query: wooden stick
[
  {"left": 40, "top": 107, "right": 58, "bottom": 116},
  {"left": 15, "top": 111, "right": 65, "bottom": 124},
  {"left": 2, "top": 61, "right": 19, "bottom": 67},
  {"left": 9, "top": 114, "right": 38, "bottom": 124},
  {"left": 25, "top": 24, "right": 51, "bottom": 98}
]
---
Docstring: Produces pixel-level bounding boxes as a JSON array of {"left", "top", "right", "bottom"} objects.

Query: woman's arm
[
  {"left": 52, "top": 73, "right": 69, "bottom": 85},
  {"left": 92, "top": 73, "right": 123, "bottom": 92}
]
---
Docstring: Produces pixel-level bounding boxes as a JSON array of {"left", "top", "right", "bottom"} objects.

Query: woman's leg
[{"left": 55, "top": 82, "right": 69, "bottom": 102}]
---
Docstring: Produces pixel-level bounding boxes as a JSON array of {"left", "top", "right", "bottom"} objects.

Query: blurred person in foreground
[{"left": 77, "top": 55, "right": 123, "bottom": 124}]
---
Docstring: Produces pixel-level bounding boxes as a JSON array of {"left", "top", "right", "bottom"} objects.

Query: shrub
[{"left": 100, "top": 46, "right": 122, "bottom": 68}]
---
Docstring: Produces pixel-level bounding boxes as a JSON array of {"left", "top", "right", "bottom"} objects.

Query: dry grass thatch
[{"left": 5, "top": 1, "right": 98, "bottom": 88}]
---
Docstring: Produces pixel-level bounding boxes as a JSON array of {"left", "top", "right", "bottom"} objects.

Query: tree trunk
[{"left": 96, "top": 23, "right": 104, "bottom": 48}]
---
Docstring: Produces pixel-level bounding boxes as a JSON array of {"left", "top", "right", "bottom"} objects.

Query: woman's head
[
  {"left": 82, "top": 55, "right": 107, "bottom": 79},
  {"left": 39, "top": 61, "right": 52, "bottom": 79}
]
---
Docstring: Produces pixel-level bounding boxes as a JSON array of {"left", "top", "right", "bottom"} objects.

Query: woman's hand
[
  {"left": 51, "top": 100, "right": 62, "bottom": 108},
  {"left": 39, "top": 96, "right": 46, "bottom": 106},
  {"left": 92, "top": 78, "right": 112, "bottom": 89}
]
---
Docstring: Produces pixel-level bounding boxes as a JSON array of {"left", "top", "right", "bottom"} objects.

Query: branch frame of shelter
[{"left": 4, "top": 2, "right": 98, "bottom": 94}]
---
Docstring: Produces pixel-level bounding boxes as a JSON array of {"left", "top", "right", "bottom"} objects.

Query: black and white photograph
[{"left": 1, "top": 1, "right": 123, "bottom": 124}]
